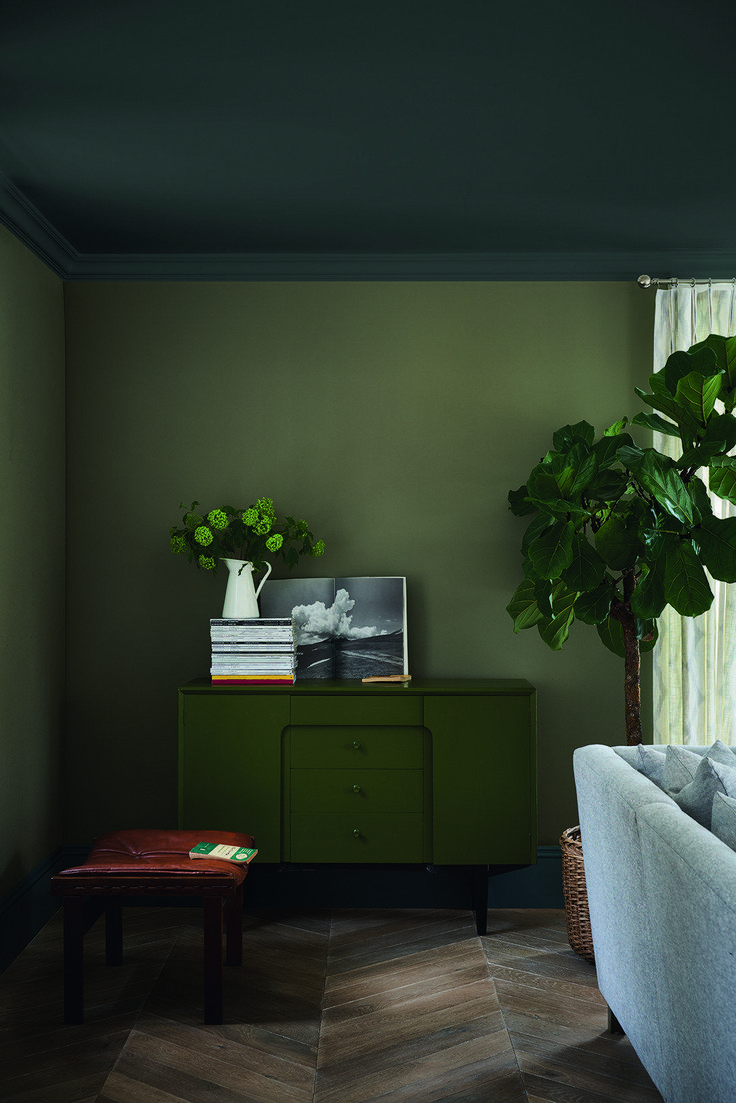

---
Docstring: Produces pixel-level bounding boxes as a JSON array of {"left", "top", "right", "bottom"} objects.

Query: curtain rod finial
[{"left": 637, "top": 274, "right": 652, "bottom": 288}]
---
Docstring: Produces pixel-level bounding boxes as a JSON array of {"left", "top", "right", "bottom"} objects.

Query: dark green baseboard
[{"left": 0, "top": 844, "right": 563, "bottom": 973}]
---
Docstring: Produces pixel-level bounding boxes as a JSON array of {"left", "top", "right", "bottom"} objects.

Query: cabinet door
[
  {"left": 426, "top": 694, "right": 536, "bottom": 865},
  {"left": 178, "top": 692, "right": 289, "bottom": 862}
]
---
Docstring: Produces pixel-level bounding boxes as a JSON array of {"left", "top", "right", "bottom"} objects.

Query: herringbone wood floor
[{"left": 0, "top": 906, "right": 662, "bottom": 1102}]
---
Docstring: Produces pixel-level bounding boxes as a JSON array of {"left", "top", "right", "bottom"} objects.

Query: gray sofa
[{"left": 573, "top": 742, "right": 736, "bottom": 1103}]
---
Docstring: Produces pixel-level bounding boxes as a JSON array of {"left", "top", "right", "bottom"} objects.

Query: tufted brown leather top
[{"left": 55, "top": 828, "right": 255, "bottom": 887}]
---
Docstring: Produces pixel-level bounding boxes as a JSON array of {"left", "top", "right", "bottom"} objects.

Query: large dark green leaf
[
  {"left": 630, "top": 560, "right": 667, "bottom": 620},
  {"left": 709, "top": 457, "right": 736, "bottom": 505},
  {"left": 574, "top": 580, "right": 614, "bottom": 625},
  {"left": 695, "top": 514, "right": 736, "bottom": 583},
  {"left": 631, "top": 411, "right": 682, "bottom": 438},
  {"left": 507, "top": 577, "right": 545, "bottom": 632},
  {"left": 565, "top": 444, "right": 599, "bottom": 497},
  {"left": 662, "top": 345, "right": 718, "bottom": 396},
  {"left": 594, "top": 431, "right": 635, "bottom": 468},
  {"left": 526, "top": 464, "right": 568, "bottom": 508},
  {"left": 527, "top": 519, "right": 575, "bottom": 579},
  {"left": 521, "top": 511, "right": 555, "bottom": 555},
  {"left": 674, "top": 370, "right": 723, "bottom": 427},
  {"left": 594, "top": 503, "right": 645, "bottom": 570},
  {"left": 587, "top": 468, "right": 629, "bottom": 503},
  {"left": 561, "top": 533, "right": 606, "bottom": 591},
  {"left": 677, "top": 440, "right": 727, "bottom": 469},
  {"left": 704, "top": 412, "right": 736, "bottom": 452},
  {"left": 663, "top": 539, "right": 713, "bottom": 616},
  {"left": 636, "top": 378, "right": 701, "bottom": 443},
  {"left": 597, "top": 616, "right": 625, "bottom": 658},
  {"left": 552, "top": 421, "right": 596, "bottom": 451},
  {"left": 691, "top": 334, "right": 736, "bottom": 398},
  {"left": 508, "top": 484, "right": 536, "bottom": 517},
  {"left": 537, "top": 584, "right": 578, "bottom": 650},
  {"left": 629, "top": 450, "right": 696, "bottom": 524}
]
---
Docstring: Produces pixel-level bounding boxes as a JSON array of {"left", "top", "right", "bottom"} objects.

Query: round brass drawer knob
[
  {"left": 352, "top": 741, "right": 361, "bottom": 749},
  {"left": 353, "top": 828, "right": 361, "bottom": 837},
  {"left": 353, "top": 784, "right": 361, "bottom": 793}
]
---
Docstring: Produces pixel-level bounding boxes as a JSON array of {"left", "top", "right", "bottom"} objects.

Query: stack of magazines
[{"left": 209, "top": 618, "right": 296, "bottom": 685}]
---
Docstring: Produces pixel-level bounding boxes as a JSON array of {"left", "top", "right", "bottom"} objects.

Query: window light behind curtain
[{"left": 652, "top": 281, "right": 736, "bottom": 745}]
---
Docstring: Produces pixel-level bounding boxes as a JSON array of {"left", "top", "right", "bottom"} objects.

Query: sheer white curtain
[{"left": 652, "top": 281, "right": 736, "bottom": 744}]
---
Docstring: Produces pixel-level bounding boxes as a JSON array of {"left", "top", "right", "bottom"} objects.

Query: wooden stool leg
[
  {"left": 225, "top": 882, "right": 243, "bottom": 967},
  {"left": 105, "top": 897, "right": 123, "bottom": 965},
  {"left": 62, "top": 897, "right": 85, "bottom": 1024},
  {"left": 203, "top": 896, "right": 224, "bottom": 1024}
]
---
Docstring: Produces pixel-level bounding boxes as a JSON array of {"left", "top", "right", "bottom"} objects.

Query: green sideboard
[{"left": 178, "top": 678, "right": 536, "bottom": 929}]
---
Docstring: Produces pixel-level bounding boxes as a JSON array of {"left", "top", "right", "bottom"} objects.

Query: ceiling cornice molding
[
  {"left": 2, "top": 176, "right": 735, "bottom": 282},
  {"left": 57, "top": 249, "right": 736, "bottom": 283},
  {"left": 0, "top": 173, "right": 79, "bottom": 277}
]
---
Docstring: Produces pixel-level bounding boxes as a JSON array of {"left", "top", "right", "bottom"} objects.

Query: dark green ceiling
[{"left": 1, "top": 0, "right": 735, "bottom": 279}]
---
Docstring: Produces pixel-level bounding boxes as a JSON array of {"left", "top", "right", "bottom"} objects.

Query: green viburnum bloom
[
  {"left": 194, "top": 525, "right": 213, "bottom": 546},
  {"left": 311, "top": 539, "right": 326, "bottom": 557},
  {"left": 184, "top": 512, "right": 200, "bottom": 527},
  {"left": 198, "top": 554, "right": 216, "bottom": 570},
  {"left": 266, "top": 533, "right": 284, "bottom": 552},
  {"left": 207, "top": 508, "right": 228, "bottom": 530},
  {"left": 242, "top": 508, "right": 258, "bottom": 526},
  {"left": 255, "top": 518, "right": 272, "bottom": 535},
  {"left": 170, "top": 535, "right": 186, "bottom": 555}
]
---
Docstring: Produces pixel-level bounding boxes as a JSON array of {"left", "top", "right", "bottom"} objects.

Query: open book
[{"left": 260, "top": 576, "right": 407, "bottom": 680}]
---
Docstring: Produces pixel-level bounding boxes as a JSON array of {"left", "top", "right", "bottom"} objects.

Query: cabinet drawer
[
  {"left": 291, "top": 769, "right": 424, "bottom": 813},
  {"left": 290, "top": 695, "right": 422, "bottom": 727},
  {"left": 289, "top": 727, "right": 424, "bottom": 769},
  {"left": 289, "top": 813, "right": 425, "bottom": 863}
]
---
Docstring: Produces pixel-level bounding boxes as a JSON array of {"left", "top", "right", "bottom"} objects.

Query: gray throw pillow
[
  {"left": 664, "top": 740, "right": 736, "bottom": 793},
  {"left": 711, "top": 791, "right": 736, "bottom": 850},
  {"left": 674, "top": 756, "right": 736, "bottom": 829},
  {"left": 636, "top": 745, "right": 666, "bottom": 787}
]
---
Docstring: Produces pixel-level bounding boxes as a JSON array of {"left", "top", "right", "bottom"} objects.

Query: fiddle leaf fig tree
[{"left": 507, "top": 334, "right": 736, "bottom": 746}]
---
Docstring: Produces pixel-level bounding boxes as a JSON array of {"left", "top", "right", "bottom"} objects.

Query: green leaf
[
  {"left": 586, "top": 468, "right": 629, "bottom": 503},
  {"left": 552, "top": 421, "right": 595, "bottom": 451},
  {"left": 695, "top": 514, "right": 736, "bottom": 583},
  {"left": 691, "top": 334, "right": 736, "bottom": 397},
  {"left": 674, "top": 369, "right": 723, "bottom": 427},
  {"left": 635, "top": 380, "right": 701, "bottom": 443},
  {"left": 631, "top": 411, "right": 682, "bottom": 438},
  {"left": 709, "top": 457, "right": 736, "bottom": 505},
  {"left": 663, "top": 539, "right": 713, "bottom": 617},
  {"left": 597, "top": 616, "right": 625, "bottom": 658},
  {"left": 526, "top": 464, "right": 568, "bottom": 508},
  {"left": 565, "top": 444, "right": 599, "bottom": 497},
  {"left": 629, "top": 450, "right": 696, "bottom": 525},
  {"left": 604, "top": 418, "right": 628, "bottom": 436},
  {"left": 507, "top": 577, "right": 545, "bottom": 632},
  {"left": 574, "top": 580, "right": 614, "bottom": 625},
  {"left": 594, "top": 431, "right": 634, "bottom": 468},
  {"left": 630, "top": 561, "right": 667, "bottom": 620},
  {"left": 703, "top": 412, "right": 736, "bottom": 452},
  {"left": 537, "top": 584, "right": 578, "bottom": 650},
  {"left": 508, "top": 484, "right": 536, "bottom": 517},
  {"left": 561, "top": 533, "right": 606, "bottom": 591},
  {"left": 521, "top": 511, "right": 555, "bottom": 555},
  {"left": 594, "top": 503, "right": 645, "bottom": 570},
  {"left": 527, "top": 519, "right": 575, "bottom": 580},
  {"left": 662, "top": 345, "right": 718, "bottom": 396},
  {"left": 676, "top": 441, "right": 726, "bottom": 469}
]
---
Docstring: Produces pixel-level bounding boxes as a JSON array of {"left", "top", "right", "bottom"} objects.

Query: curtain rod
[{"left": 637, "top": 274, "right": 736, "bottom": 289}]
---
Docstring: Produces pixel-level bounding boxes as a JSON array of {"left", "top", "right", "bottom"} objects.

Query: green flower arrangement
[{"left": 170, "top": 496, "right": 325, "bottom": 574}]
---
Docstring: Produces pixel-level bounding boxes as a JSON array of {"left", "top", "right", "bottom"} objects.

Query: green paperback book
[{"left": 189, "top": 842, "right": 258, "bottom": 864}]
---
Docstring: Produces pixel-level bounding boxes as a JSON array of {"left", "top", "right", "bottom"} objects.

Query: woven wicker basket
[{"left": 560, "top": 825, "right": 595, "bottom": 963}]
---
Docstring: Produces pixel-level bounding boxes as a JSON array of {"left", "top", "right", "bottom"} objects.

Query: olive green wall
[
  {"left": 0, "top": 225, "right": 65, "bottom": 899},
  {"left": 63, "top": 280, "right": 655, "bottom": 846}
]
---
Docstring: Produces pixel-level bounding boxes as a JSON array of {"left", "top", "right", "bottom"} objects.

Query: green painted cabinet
[{"left": 178, "top": 679, "right": 536, "bottom": 869}]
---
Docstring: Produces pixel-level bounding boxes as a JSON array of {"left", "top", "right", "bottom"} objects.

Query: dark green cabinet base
[{"left": 179, "top": 678, "right": 536, "bottom": 931}]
